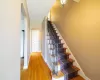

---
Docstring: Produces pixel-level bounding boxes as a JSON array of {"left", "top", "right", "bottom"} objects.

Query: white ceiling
[{"left": 26, "top": 0, "right": 56, "bottom": 28}]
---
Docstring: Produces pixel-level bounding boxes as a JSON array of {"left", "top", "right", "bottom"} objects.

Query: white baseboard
[
  {"left": 23, "top": 65, "right": 28, "bottom": 69},
  {"left": 84, "top": 76, "right": 91, "bottom": 80}
]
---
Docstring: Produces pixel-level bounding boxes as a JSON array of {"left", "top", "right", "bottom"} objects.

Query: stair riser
[
  {"left": 68, "top": 71, "right": 78, "bottom": 79},
  {"left": 58, "top": 48, "right": 66, "bottom": 51},
  {"left": 58, "top": 55, "right": 69, "bottom": 60},
  {"left": 57, "top": 49, "right": 66, "bottom": 53},
  {"left": 48, "top": 34, "right": 58, "bottom": 37},
  {"left": 48, "top": 26, "right": 55, "bottom": 30},
  {"left": 51, "top": 44, "right": 63, "bottom": 48},
  {"left": 48, "top": 28, "right": 56, "bottom": 32},
  {"left": 48, "top": 32, "right": 58, "bottom": 36},
  {"left": 50, "top": 44, "right": 63, "bottom": 48},
  {"left": 49, "top": 48, "right": 66, "bottom": 54},
  {"left": 60, "top": 62, "right": 73, "bottom": 69},
  {"left": 62, "top": 70, "right": 78, "bottom": 79},
  {"left": 58, "top": 53, "right": 69, "bottom": 58},
  {"left": 48, "top": 36, "right": 59, "bottom": 40},
  {"left": 48, "top": 29, "right": 56, "bottom": 32},
  {"left": 48, "top": 40, "right": 61, "bottom": 44}
]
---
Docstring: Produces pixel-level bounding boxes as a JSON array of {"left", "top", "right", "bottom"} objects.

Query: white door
[{"left": 32, "top": 30, "right": 41, "bottom": 52}]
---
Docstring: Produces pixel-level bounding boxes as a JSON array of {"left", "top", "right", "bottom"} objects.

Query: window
[{"left": 60, "top": 0, "right": 67, "bottom": 5}]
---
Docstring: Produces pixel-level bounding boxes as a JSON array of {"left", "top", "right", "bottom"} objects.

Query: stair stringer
[{"left": 52, "top": 23, "right": 91, "bottom": 80}]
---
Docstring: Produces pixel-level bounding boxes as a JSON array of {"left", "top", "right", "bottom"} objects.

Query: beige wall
[
  {"left": 51, "top": 0, "right": 100, "bottom": 80},
  {"left": 0, "top": 0, "right": 20, "bottom": 80}
]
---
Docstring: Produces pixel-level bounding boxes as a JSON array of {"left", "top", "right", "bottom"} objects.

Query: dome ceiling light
[{"left": 60, "top": 0, "right": 67, "bottom": 7}]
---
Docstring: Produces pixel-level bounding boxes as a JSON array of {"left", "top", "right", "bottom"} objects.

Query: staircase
[{"left": 47, "top": 20, "right": 84, "bottom": 80}]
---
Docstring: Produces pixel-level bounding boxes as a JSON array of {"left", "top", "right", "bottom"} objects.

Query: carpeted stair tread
[
  {"left": 70, "top": 75, "right": 84, "bottom": 80},
  {"left": 62, "top": 66, "right": 80, "bottom": 75},
  {"left": 59, "top": 58, "right": 74, "bottom": 65},
  {"left": 49, "top": 47, "right": 67, "bottom": 50}
]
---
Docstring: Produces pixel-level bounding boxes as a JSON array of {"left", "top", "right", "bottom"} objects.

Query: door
[{"left": 32, "top": 30, "right": 41, "bottom": 52}]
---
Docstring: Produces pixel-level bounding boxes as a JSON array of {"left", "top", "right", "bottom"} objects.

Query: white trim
[
  {"left": 47, "top": 62, "right": 52, "bottom": 71},
  {"left": 24, "top": 17, "right": 28, "bottom": 69},
  {"left": 52, "top": 23, "right": 91, "bottom": 80},
  {"left": 30, "top": 30, "right": 32, "bottom": 53},
  {"left": 23, "top": 65, "right": 28, "bottom": 69},
  {"left": 84, "top": 76, "right": 91, "bottom": 80},
  {"left": 45, "top": 17, "right": 48, "bottom": 62}
]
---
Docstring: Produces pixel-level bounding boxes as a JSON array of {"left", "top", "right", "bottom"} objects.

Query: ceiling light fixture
[{"left": 60, "top": 0, "right": 67, "bottom": 7}]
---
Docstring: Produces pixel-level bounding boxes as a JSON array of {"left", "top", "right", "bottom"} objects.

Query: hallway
[{"left": 20, "top": 52, "right": 52, "bottom": 80}]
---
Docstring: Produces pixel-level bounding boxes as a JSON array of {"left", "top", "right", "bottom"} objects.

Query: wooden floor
[
  {"left": 20, "top": 58, "right": 27, "bottom": 80},
  {"left": 20, "top": 52, "right": 52, "bottom": 80},
  {"left": 20, "top": 69, "right": 28, "bottom": 80}
]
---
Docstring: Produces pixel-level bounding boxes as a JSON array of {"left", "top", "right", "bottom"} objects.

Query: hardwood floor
[{"left": 20, "top": 52, "right": 52, "bottom": 80}]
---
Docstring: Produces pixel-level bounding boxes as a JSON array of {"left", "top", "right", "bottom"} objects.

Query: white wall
[
  {"left": 20, "top": 31, "right": 24, "bottom": 57},
  {"left": 24, "top": 17, "right": 30, "bottom": 68},
  {"left": 21, "top": 0, "right": 30, "bottom": 69},
  {"left": 42, "top": 17, "right": 47, "bottom": 61},
  {"left": 20, "top": 13, "right": 25, "bottom": 58},
  {"left": 0, "top": 0, "right": 20, "bottom": 80},
  {"left": 21, "top": 12, "right": 25, "bottom": 30}
]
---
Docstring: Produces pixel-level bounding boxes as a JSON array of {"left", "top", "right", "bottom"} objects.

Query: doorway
[{"left": 31, "top": 30, "right": 41, "bottom": 52}]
